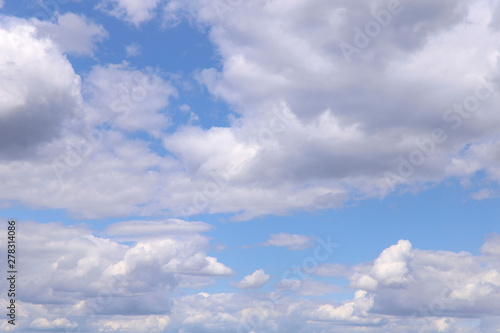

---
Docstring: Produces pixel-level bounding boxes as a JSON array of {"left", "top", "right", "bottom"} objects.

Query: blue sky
[{"left": 1, "top": 0, "right": 500, "bottom": 332}]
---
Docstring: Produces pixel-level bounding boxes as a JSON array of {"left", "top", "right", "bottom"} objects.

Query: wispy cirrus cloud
[{"left": 259, "top": 233, "right": 315, "bottom": 250}]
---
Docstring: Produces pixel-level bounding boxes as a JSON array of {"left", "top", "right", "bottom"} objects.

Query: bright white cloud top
[
  {"left": 0, "top": 0, "right": 499, "bottom": 331},
  {"left": 232, "top": 269, "right": 270, "bottom": 289}
]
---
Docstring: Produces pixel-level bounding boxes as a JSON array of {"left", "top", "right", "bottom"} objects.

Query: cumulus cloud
[
  {"left": 448, "top": 139, "right": 500, "bottom": 197},
  {"left": 29, "top": 317, "right": 78, "bottom": 330},
  {"left": 348, "top": 238, "right": 500, "bottom": 319},
  {"left": 0, "top": 218, "right": 233, "bottom": 331},
  {"left": 154, "top": 0, "right": 500, "bottom": 219},
  {"left": 83, "top": 62, "right": 176, "bottom": 137},
  {"left": 260, "top": 233, "right": 315, "bottom": 250},
  {"left": 33, "top": 12, "right": 108, "bottom": 56},
  {"left": 0, "top": 15, "right": 82, "bottom": 159},
  {"left": 0, "top": 0, "right": 498, "bottom": 222},
  {"left": 349, "top": 240, "right": 414, "bottom": 291},
  {"left": 232, "top": 269, "right": 270, "bottom": 289},
  {"left": 371, "top": 239, "right": 412, "bottom": 286},
  {"left": 15, "top": 219, "right": 229, "bottom": 302},
  {"left": 90, "top": 315, "right": 170, "bottom": 333},
  {"left": 164, "top": 236, "right": 500, "bottom": 331},
  {"left": 1, "top": 1, "right": 500, "bottom": 331},
  {"left": 1, "top": 221, "right": 500, "bottom": 331},
  {"left": 97, "top": 0, "right": 163, "bottom": 26},
  {"left": 308, "top": 290, "right": 376, "bottom": 323},
  {"left": 480, "top": 233, "right": 500, "bottom": 258}
]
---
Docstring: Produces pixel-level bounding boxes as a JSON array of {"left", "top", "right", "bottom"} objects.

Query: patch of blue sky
[
  {"left": 2, "top": 175, "right": 497, "bottom": 279},
  {"left": 0, "top": 204, "right": 69, "bottom": 224},
  {"left": 10, "top": 1, "right": 234, "bottom": 132},
  {"left": 198, "top": 181, "right": 499, "bottom": 276}
]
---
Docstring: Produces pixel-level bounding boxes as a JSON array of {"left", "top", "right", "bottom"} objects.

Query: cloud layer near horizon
[{"left": 1, "top": 218, "right": 500, "bottom": 332}]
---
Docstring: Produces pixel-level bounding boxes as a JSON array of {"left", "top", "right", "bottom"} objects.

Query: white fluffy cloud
[
  {"left": 368, "top": 239, "right": 412, "bottom": 288},
  {"left": 83, "top": 62, "right": 176, "bottom": 137},
  {"left": 29, "top": 317, "right": 78, "bottom": 330},
  {"left": 90, "top": 315, "right": 170, "bottom": 333},
  {"left": 232, "top": 269, "right": 270, "bottom": 289},
  {"left": 33, "top": 12, "right": 107, "bottom": 56},
  {"left": 154, "top": 0, "right": 500, "bottom": 219},
  {"left": 97, "top": 0, "right": 163, "bottom": 25},
  {"left": 169, "top": 236, "right": 500, "bottom": 332},
  {"left": 3, "top": 1, "right": 500, "bottom": 332},
  {"left": 0, "top": 1, "right": 499, "bottom": 222},
  {"left": 447, "top": 138, "right": 500, "bottom": 196},
  {"left": 308, "top": 290, "right": 376, "bottom": 323},
  {"left": 348, "top": 237, "right": 500, "bottom": 320},
  {"left": 1, "top": 218, "right": 500, "bottom": 331},
  {"left": 481, "top": 233, "right": 500, "bottom": 258},
  {"left": 0, "top": 218, "right": 233, "bottom": 331},
  {"left": 0, "top": 15, "right": 82, "bottom": 159}
]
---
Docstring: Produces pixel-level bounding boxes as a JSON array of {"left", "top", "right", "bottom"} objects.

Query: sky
[{"left": 0, "top": 0, "right": 500, "bottom": 332}]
